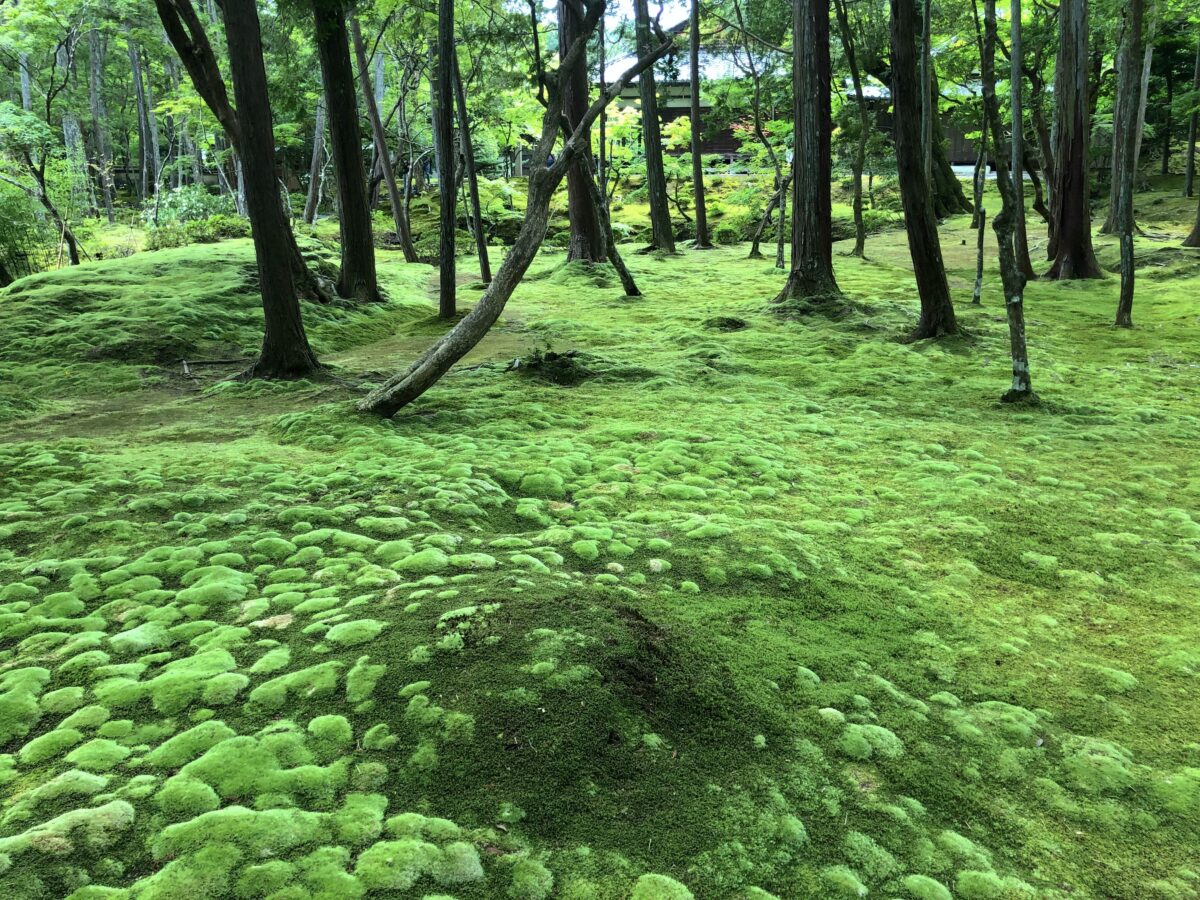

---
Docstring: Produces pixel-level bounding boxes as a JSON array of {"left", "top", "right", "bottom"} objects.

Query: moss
[
  {"left": 354, "top": 838, "right": 441, "bottom": 892},
  {"left": 154, "top": 775, "right": 220, "bottom": 821},
  {"left": 903, "top": 874, "right": 953, "bottom": 900},
  {"left": 509, "top": 857, "right": 554, "bottom": 899},
  {"left": 18, "top": 728, "right": 84, "bottom": 766},
  {"left": 630, "top": 873, "right": 695, "bottom": 899},
  {"left": 325, "top": 619, "right": 386, "bottom": 646},
  {"left": 63, "top": 739, "right": 130, "bottom": 772}
]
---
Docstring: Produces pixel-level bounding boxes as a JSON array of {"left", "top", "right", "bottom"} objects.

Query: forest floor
[{"left": 0, "top": 185, "right": 1198, "bottom": 900}]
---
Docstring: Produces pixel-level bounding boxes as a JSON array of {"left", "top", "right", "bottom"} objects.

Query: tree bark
[
  {"left": 834, "top": 0, "right": 869, "bottom": 257},
  {"left": 1046, "top": 0, "right": 1102, "bottom": 279},
  {"left": 920, "top": 0, "right": 933, "bottom": 183},
  {"left": 128, "top": 36, "right": 151, "bottom": 200},
  {"left": 749, "top": 175, "right": 789, "bottom": 259},
  {"left": 304, "top": 97, "right": 326, "bottom": 224},
  {"left": 560, "top": 0, "right": 607, "bottom": 263},
  {"left": 453, "top": 54, "right": 492, "bottom": 281},
  {"left": 688, "top": 0, "right": 711, "bottom": 249},
  {"left": 775, "top": 0, "right": 840, "bottom": 304},
  {"left": 1010, "top": 0, "right": 1035, "bottom": 279},
  {"left": 1184, "top": 38, "right": 1200, "bottom": 197},
  {"left": 222, "top": 0, "right": 321, "bottom": 378},
  {"left": 434, "top": 0, "right": 456, "bottom": 317},
  {"left": 972, "top": 131, "right": 986, "bottom": 304},
  {"left": 635, "top": 0, "right": 676, "bottom": 252},
  {"left": 981, "top": 0, "right": 1036, "bottom": 402},
  {"left": 88, "top": 29, "right": 116, "bottom": 223},
  {"left": 313, "top": 0, "right": 380, "bottom": 303},
  {"left": 890, "top": 0, "right": 957, "bottom": 336},
  {"left": 1113, "top": 0, "right": 1144, "bottom": 327},
  {"left": 351, "top": 19, "right": 418, "bottom": 263}
]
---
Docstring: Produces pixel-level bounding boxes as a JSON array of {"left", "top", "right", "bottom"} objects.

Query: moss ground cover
[{"left": 0, "top": 187, "right": 1197, "bottom": 898}]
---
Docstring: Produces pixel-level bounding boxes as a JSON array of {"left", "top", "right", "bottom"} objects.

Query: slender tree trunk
[
  {"left": 776, "top": 176, "right": 787, "bottom": 269},
  {"left": 143, "top": 49, "right": 162, "bottom": 194},
  {"left": 1132, "top": 16, "right": 1155, "bottom": 174},
  {"left": 453, "top": 55, "right": 492, "bottom": 281},
  {"left": 1010, "top": 0, "right": 1035, "bottom": 278},
  {"left": 1161, "top": 65, "right": 1173, "bottom": 176},
  {"left": 435, "top": 0, "right": 456, "bottom": 317},
  {"left": 19, "top": 53, "right": 32, "bottom": 112},
  {"left": 222, "top": 0, "right": 320, "bottom": 378},
  {"left": 313, "top": 0, "right": 380, "bottom": 303},
  {"left": 972, "top": 133, "right": 986, "bottom": 304},
  {"left": 1114, "top": 0, "right": 1144, "bottom": 327},
  {"left": 598, "top": 9, "right": 608, "bottom": 196},
  {"left": 688, "top": 0, "right": 711, "bottom": 249},
  {"left": 1184, "top": 38, "right": 1200, "bottom": 197},
  {"left": 569, "top": 135, "right": 640, "bottom": 296},
  {"left": 775, "top": 0, "right": 840, "bottom": 304},
  {"left": 561, "top": 0, "right": 607, "bottom": 262},
  {"left": 891, "top": 0, "right": 957, "bottom": 336},
  {"left": 834, "top": 0, "right": 869, "bottom": 257},
  {"left": 981, "top": 0, "right": 1035, "bottom": 401},
  {"left": 350, "top": 20, "right": 418, "bottom": 263},
  {"left": 635, "top": 0, "right": 676, "bottom": 252},
  {"left": 304, "top": 97, "right": 326, "bottom": 224},
  {"left": 88, "top": 30, "right": 115, "bottom": 223},
  {"left": 128, "top": 36, "right": 150, "bottom": 200},
  {"left": 749, "top": 175, "right": 789, "bottom": 259},
  {"left": 1047, "top": 0, "right": 1102, "bottom": 279}
]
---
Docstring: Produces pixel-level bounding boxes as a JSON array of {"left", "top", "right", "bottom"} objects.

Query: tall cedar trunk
[
  {"left": 1103, "top": 14, "right": 1154, "bottom": 232},
  {"left": 128, "top": 36, "right": 150, "bottom": 200},
  {"left": 360, "top": 0, "right": 671, "bottom": 417},
  {"left": 891, "top": 0, "right": 957, "bottom": 336},
  {"left": 19, "top": 53, "right": 32, "bottom": 111},
  {"left": 981, "top": 0, "right": 1035, "bottom": 401},
  {"left": 928, "top": 90, "right": 974, "bottom": 218},
  {"left": 350, "top": 20, "right": 418, "bottom": 263},
  {"left": 635, "top": 0, "right": 676, "bottom": 252},
  {"left": 920, "top": 0, "right": 933, "bottom": 183},
  {"left": 569, "top": 135, "right": 641, "bottom": 295},
  {"left": 313, "top": 0, "right": 380, "bottom": 303},
  {"left": 304, "top": 97, "right": 326, "bottom": 224},
  {"left": 143, "top": 49, "right": 162, "bottom": 194},
  {"left": 776, "top": 175, "right": 787, "bottom": 268},
  {"left": 1114, "top": 0, "right": 1144, "bottom": 326},
  {"left": 435, "top": 0, "right": 456, "bottom": 317},
  {"left": 453, "top": 55, "right": 492, "bottom": 281},
  {"left": 1161, "top": 66, "right": 1173, "bottom": 176},
  {"left": 222, "top": 0, "right": 321, "bottom": 378},
  {"left": 834, "top": 0, "right": 869, "bottom": 257},
  {"left": 1010, "top": 0, "right": 1035, "bottom": 278},
  {"left": 1184, "top": 38, "right": 1200, "bottom": 197},
  {"left": 775, "top": 0, "right": 840, "bottom": 303},
  {"left": 598, "top": 9, "right": 608, "bottom": 196},
  {"left": 688, "top": 0, "right": 711, "bottom": 248},
  {"left": 561, "top": 0, "right": 606, "bottom": 262},
  {"left": 1047, "top": 0, "right": 1102, "bottom": 279},
  {"left": 89, "top": 29, "right": 116, "bottom": 223}
]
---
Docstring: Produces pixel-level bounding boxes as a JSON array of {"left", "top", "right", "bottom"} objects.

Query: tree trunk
[
  {"left": 981, "top": 0, "right": 1035, "bottom": 402},
  {"left": 560, "top": 0, "right": 607, "bottom": 263},
  {"left": 1184, "top": 38, "right": 1200, "bottom": 197},
  {"left": 1113, "top": 0, "right": 1144, "bottom": 327},
  {"left": 920, "top": 0, "right": 933, "bottom": 183},
  {"left": 972, "top": 133, "right": 986, "bottom": 304},
  {"left": 891, "top": 0, "right": 957, "bottom": 336},
  {"left": 1010, "top": 0, "right": 1035, "bottom": 279},
  {"left": 434, "top": 0, "right": 456, "bottom": 317},
  {"left": 635, "top": 0, "right": 676, "bottom": 252},
  {"left": 929, "top": 109, "right": 973, "bottom": 218},
  {"left": 304, "top": 97, "right": 326, "bottom": 224},
  {"left": 143, "top": 49, "right": 162, "bottom": 194},
  {"left": 688, "top": 0, "right": 711, "bottom": 249},
  {"left": 19, "top": 53, "right": 32, "bottom": 112},
  {"left": 749, "top": 175, "right": 789, "bottom": 259},
  {"left": 569, "top": 137, "right": 640, "bottom": 296},
  {"left": 453, "top": 54, "right": 492, "bottom": 281},
  {"left": 834, "top": 0, "right": 869, "bottom": 258},
  {"left": 1161, "top": 65, "right": 1173, "bottom": 176},
  {"left": 313, "top": 0, "right": 380, "bottom": 303},
  {"left": 775, "top": 0, "right": 840, "bottom": 305},
  {"left": 222, "top": 0, "right": 320, "bottom": 378},
  {"left": 128, "top": 36, "right": 150, "bottom": 200},
  {"left": 88, "top": 29, "right": 116, "bottom": 223},
  {"left": 1047, "top": 0, "right": 1102, "bottom": 279},
  {"left": 776, "top": 176, "right": 787, "bottom": 269},
  {"left": 350, "top": 20, "right": 418, "bottom": 263}
]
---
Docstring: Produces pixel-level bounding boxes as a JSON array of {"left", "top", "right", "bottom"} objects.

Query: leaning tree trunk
[
  {"left": 89, "top": 28, "right": 116, "bottom": 224},
  {"left": 834, "top": 0, "right": 869, "bottom": 257},
  {"left": 351, "top": 20, "right": 418, "bottom": 263},
  {"left": 453, "top": 55, "right": 492, "bottom": 282},
  {"left": 560, "top": 0, "right": 607, "bottom": 263},
  {"left": 434, "top": 0, "right": 456, "bottom": 317},
  {"left": 222, "top": 0, "right": 321, "bottom": 379},
  {"left": 313, "top": 0, "right": 380, "bottom": 303},
  {"left": 891, "top": 0, "right": 957, "bottom": 337},
  {"left": 981, "top": 0, "right": 1036, "bottom": 402},
  {"left": 1113, "top": 0, "right": 1144, "bottom": 327},
  {"left": 570, "top": 135, "right": 641, "bottom": 296},
  {"left": 635, "top": 0, "right": 676, "bottom": 252},
  {"left": 775, "top": 0, "right": 841, "bottom": 305},
  {"left": 1047, "top": 0, "right": 1102, "bottom": 279},
  {"left": 749, "top": 175, "right": 789, "bottom": 259},
  {"left": 303, "top": 97, "right": 326, "bottom": 225},
  {"left": 688, "top": 0, "right": 711, "bottom": 249},
  {"left": 1184, "top": 38, "right": 1200, "bottom": 198}
]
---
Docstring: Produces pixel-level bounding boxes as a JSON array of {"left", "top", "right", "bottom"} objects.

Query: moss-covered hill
[{"left": 0, "top": 198, "right": 1197, "bottom": 899}]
